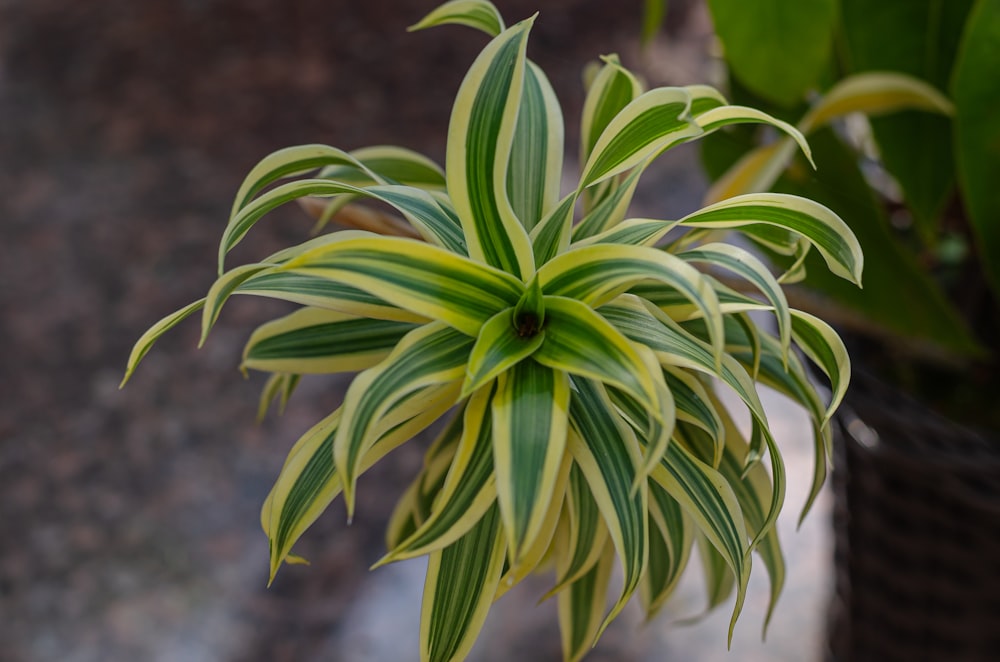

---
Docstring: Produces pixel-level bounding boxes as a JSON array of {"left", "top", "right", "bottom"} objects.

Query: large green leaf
[
  {"left": 492, "top": 360, "right": 570, "bottom": 563},
  {"left": 953, "top": 0, "right": 1000, "bottom": 298},
  {"left": 707, "top": 0, "right": 837, "bottom": 106},
  {"left": 446, "top": 17, "right": 536, "bottom": 279},
  {"left": 841, "top": 0, "right": 974, "bottom": 234},
  {"left": 775, "top": 129, "right": 980, "bottom": 355}
]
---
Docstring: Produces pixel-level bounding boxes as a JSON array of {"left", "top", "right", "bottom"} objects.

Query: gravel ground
[{"left": 0, "top": 1, "right": 833, "bottom": 660}]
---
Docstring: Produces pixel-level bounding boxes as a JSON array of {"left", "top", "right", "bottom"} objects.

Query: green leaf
[
  {"left": 651, "top": 435, "right": 750, "bottom": 643},
  {"left": 230, "top": 144, "right": 374, "bottom": 220},
  {"left": 282, "top": 234, "right": 523, "bottom": 336},
  {"left": 507, "top": 61, "right": 564, "bottom": 231},
  {"left": 567, "top": 378, "right": 648, "bottom": 636},
  {"left": 557, "top": 538, "right": 615, "bottom": 662},
  {"left": 492, "top": 360, "right": 570, "bottom": 562},
  {"left": 335, "top": 322, "right": 472, "bottom": 516},
  {"left": 121, "top": 298, "right": 205, "bottom": 386},
  {"left": 579, "top": 86, "right": 701, "bottom": 188},
  {"left": 241, "top": 307, "right": 418, "bottom": 375},
  {"left": 641, "top": 481, "right": 694, "bottom": 617},
  {"left": 580, "top": 54, "right": 644, "bottom": 167},
  {"left": 463, "top": 308, "right": 545, "bottom": 396},
  {"left": 547, "top": 464, "right": 610, "bottom": 594},
  {"left": 321, "top": 145, "right": 447, "bottom": 190},
  {"left": 679, "top": 192, "right": 864, "bottom": 285},
  {"left": 679, "top": 242, "right": 792, "bottom": 363},
  {"left": 409, "top": 0, "right": 506, "bottom": 37},
  {"left": 534, "top": 296, "right": 661, "bottom": 419},
  {"left": 538, "top": 244, "right": 725, "bottom": 366},
  {"left": 953, "top": 0, "right": 1000, "bottom": 298},
  {"left": 380, "top": 385, "right": 497, "bottom": 562},
  {"left": 446, "top": 17, "right": 537, "bottom": 279},
  {"left": 573, "top": 216, "right": 678, "bottom": 249},
  {"left": 841, "top": 0, "right": 973, "bottom": 233},
  {"left": 571, "top": 168, "right": 644, "bottom": 241},
  {"left": 420, "top": 503, "right": 506, "bottom": 662},
  {"left": 529, "top": 192, "right": 577, "bottom": 265},
  {"left": 641, "top": 0, "right": 667, "bottom": 47},
  {"left": 790, "top": 309, "right": 850, "bottom": 423},
  {"left": 774, "top": 129, "right": 981, "bottom": 355},
  {"left": 706, "top": 0, "right": 837, "bottom": 106}
]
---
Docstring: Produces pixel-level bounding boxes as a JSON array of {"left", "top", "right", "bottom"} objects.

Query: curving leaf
[
  {"left": 641, "top": 481, "right": 694, "bottom": 618},
  {"left": 242, "top": 307, "right": 418, "bottom": 375},
  {"left": 580, "top": 54, "right": 644, "bottom": 167},
  {"left": 679, "top": 192, "right": 864, "bottom": 285},
  {"left": 408, "top": 0, "right": 506, "bottom": 37},
  {"left": 579, "top": 86, "right": 701, "bottom": 188},
  {"left": 557, "top": 537, "right": 615, "bottom": 662},
  {"left": 534, "top": 296, "right": 661, "bottom": 419},
  {"left": 381, "top": 386, "right": 497, "bottom": 563},
  {"left": 121, "top": 298, "right": 205, "bottom": 386},
  {"left": 335, "top": 323, "right": 472, "bottom": 516},
  {"left": 546, "top": 464, "right": 610, "bottom": 595},
  {"left": 463, "top": 307, "right": 545, "bottom": 396},
  {"left": 446, "top": 17, "right": 537, "bottom": 279},
  {"left": 281, "top": 234, "right": 523, "bottom": 336},
  {"left": 790, "top": 309, "right": 850, "bottom": 424}
]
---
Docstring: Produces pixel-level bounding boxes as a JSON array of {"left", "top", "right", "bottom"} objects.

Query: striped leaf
[
  {"left": 790, "top": 309, "right": 850, "bottom": 424},
  {"left": 408, "top": 0, "right": 505, "bottom": 37},
  {"left": 318, "top": 145, "right": 447, "bottom": 190},
  {"left": 381, "top": 386, "right": 497, "bottom": 563},
  {"left": 680, "top": 242, "right": 792, "bottom": 362},
  {"left": 546, "top": 463, "right": 609, "bottom": 595},
  {"left": 446, "top": 18, "right": 536, "bottom": 279},
  {"left": 568, "top": 378, "right": 648, "bottom": 635},
  {"left": 222, "top": 180, "right": 469, "bottom": 271},
  {"left": 492, "top": 359, "right": 570, "bottom": 563},
  {"left": 579, "top": 86, "right": 701, "bottom": 188},
  {"left": 679, "top": 193, "right": 864, "bottom": 285},
  {"left": 651, "top": 437, "right": 749, "bottom": 643},
  {"left": 463, "top": 307, "right": 545, "bottom": 396},
  {"left": 572, "top": 167, "right": 644, "bottom": 240},
  {"left": 507, "top": 61, "right": 564, "bottom": 231},
  {"left": 230, "top": 144, "right": 374, "bottom": 219},
  {"left": 335, "top": 323, "right": 472, "bottom": 515},
  {"left": 121, "top": 298, "right": 205, "bottom": 386},
  {"left": 580, "top": 54, "right": 643, "bottom": 166},
  {"left": 662, "top": 367, "right": 724, "bottom": 444},
  {"left": 534, "top": 296, "right": 660, "bottom": 419},
  {"left": 538, "top": 244, "right": 724, "bottom": 366},
  {"left": 281, "top": 234, "right": 523, "bottom": 336},
  {"left": 557, "top": 537, "right": 615, "bottom": 662},
  {"left": 256, "top": 372, "right": 299, "bottom": 422},
  {"left": 529, "top": 192, "right": 576, "bottom": 265},
  {"left": 242, "top": 307, "right": 418, "bottom": 374},
  {"left": 420, "top": 503, "right": 506, "bottom": 662},
  {"left": 573, "top": 216, "right": 679, "bottom": 249},
  {"left": 696, "top": 104, "right": 813, "bottom": 168},
  {"left": 641, "top": 481, "right": 694, "bottom": 617},
  {"left": 242, "top": 271, "right": 427, "bottom": 324}
]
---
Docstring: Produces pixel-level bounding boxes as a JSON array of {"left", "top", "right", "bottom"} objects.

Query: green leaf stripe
[{"left": 283, "top": 235, "right": 523, "bottom": 336}]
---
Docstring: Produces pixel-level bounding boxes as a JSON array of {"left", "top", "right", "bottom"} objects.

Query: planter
[{"left": 827, "top": 372, "right": 1000, "bottom": 661}]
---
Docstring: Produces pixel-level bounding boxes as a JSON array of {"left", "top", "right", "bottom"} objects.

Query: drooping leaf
[
  {"left": 706, "top": 0, "right": 837, "bottom": 106},
  {"left": 420, "top": 504, "right": 506, "bottom": 662},
  {"left": 557, "top": 537, "right": 616, "bottom": 662},
  {"left": 408, "top": 0, "right": 506, "bottom": 37},
  {"left": 121, "top": 298, "right": 206, "bottom": 386}
]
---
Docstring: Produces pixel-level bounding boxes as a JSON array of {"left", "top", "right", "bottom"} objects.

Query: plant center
[{"left": 515, "top": 311, "right": 543, "bottom": 338}]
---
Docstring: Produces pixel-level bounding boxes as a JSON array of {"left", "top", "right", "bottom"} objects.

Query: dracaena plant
[{"left": 123, "top": 1, "right": 862, "bottom": 660}]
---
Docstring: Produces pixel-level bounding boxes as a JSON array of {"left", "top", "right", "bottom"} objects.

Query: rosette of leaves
[{"left": 123, "top": 2, "right": 862, "bottom": 660}]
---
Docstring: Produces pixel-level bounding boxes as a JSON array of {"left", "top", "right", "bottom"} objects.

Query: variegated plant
[{"left": 123, "top": 2, "right": 862, "bottom": 661}]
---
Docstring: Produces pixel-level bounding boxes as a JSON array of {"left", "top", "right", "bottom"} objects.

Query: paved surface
[{"left": 1, "top": 1, "right": 832, "bottom": 659}]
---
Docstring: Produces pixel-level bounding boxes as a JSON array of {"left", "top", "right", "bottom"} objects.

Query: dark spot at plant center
[{"left": 515, "top": 312, "right": 543, "bottom": 338}]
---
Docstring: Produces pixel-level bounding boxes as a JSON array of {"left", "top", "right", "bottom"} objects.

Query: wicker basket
[{"left": 827, "top": 373, "right": 1000, "bottom": 661}]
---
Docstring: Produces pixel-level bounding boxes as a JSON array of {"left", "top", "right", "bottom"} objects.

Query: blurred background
[{"left": 0, "top": 1, "right": 835, "bottom": 659}]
